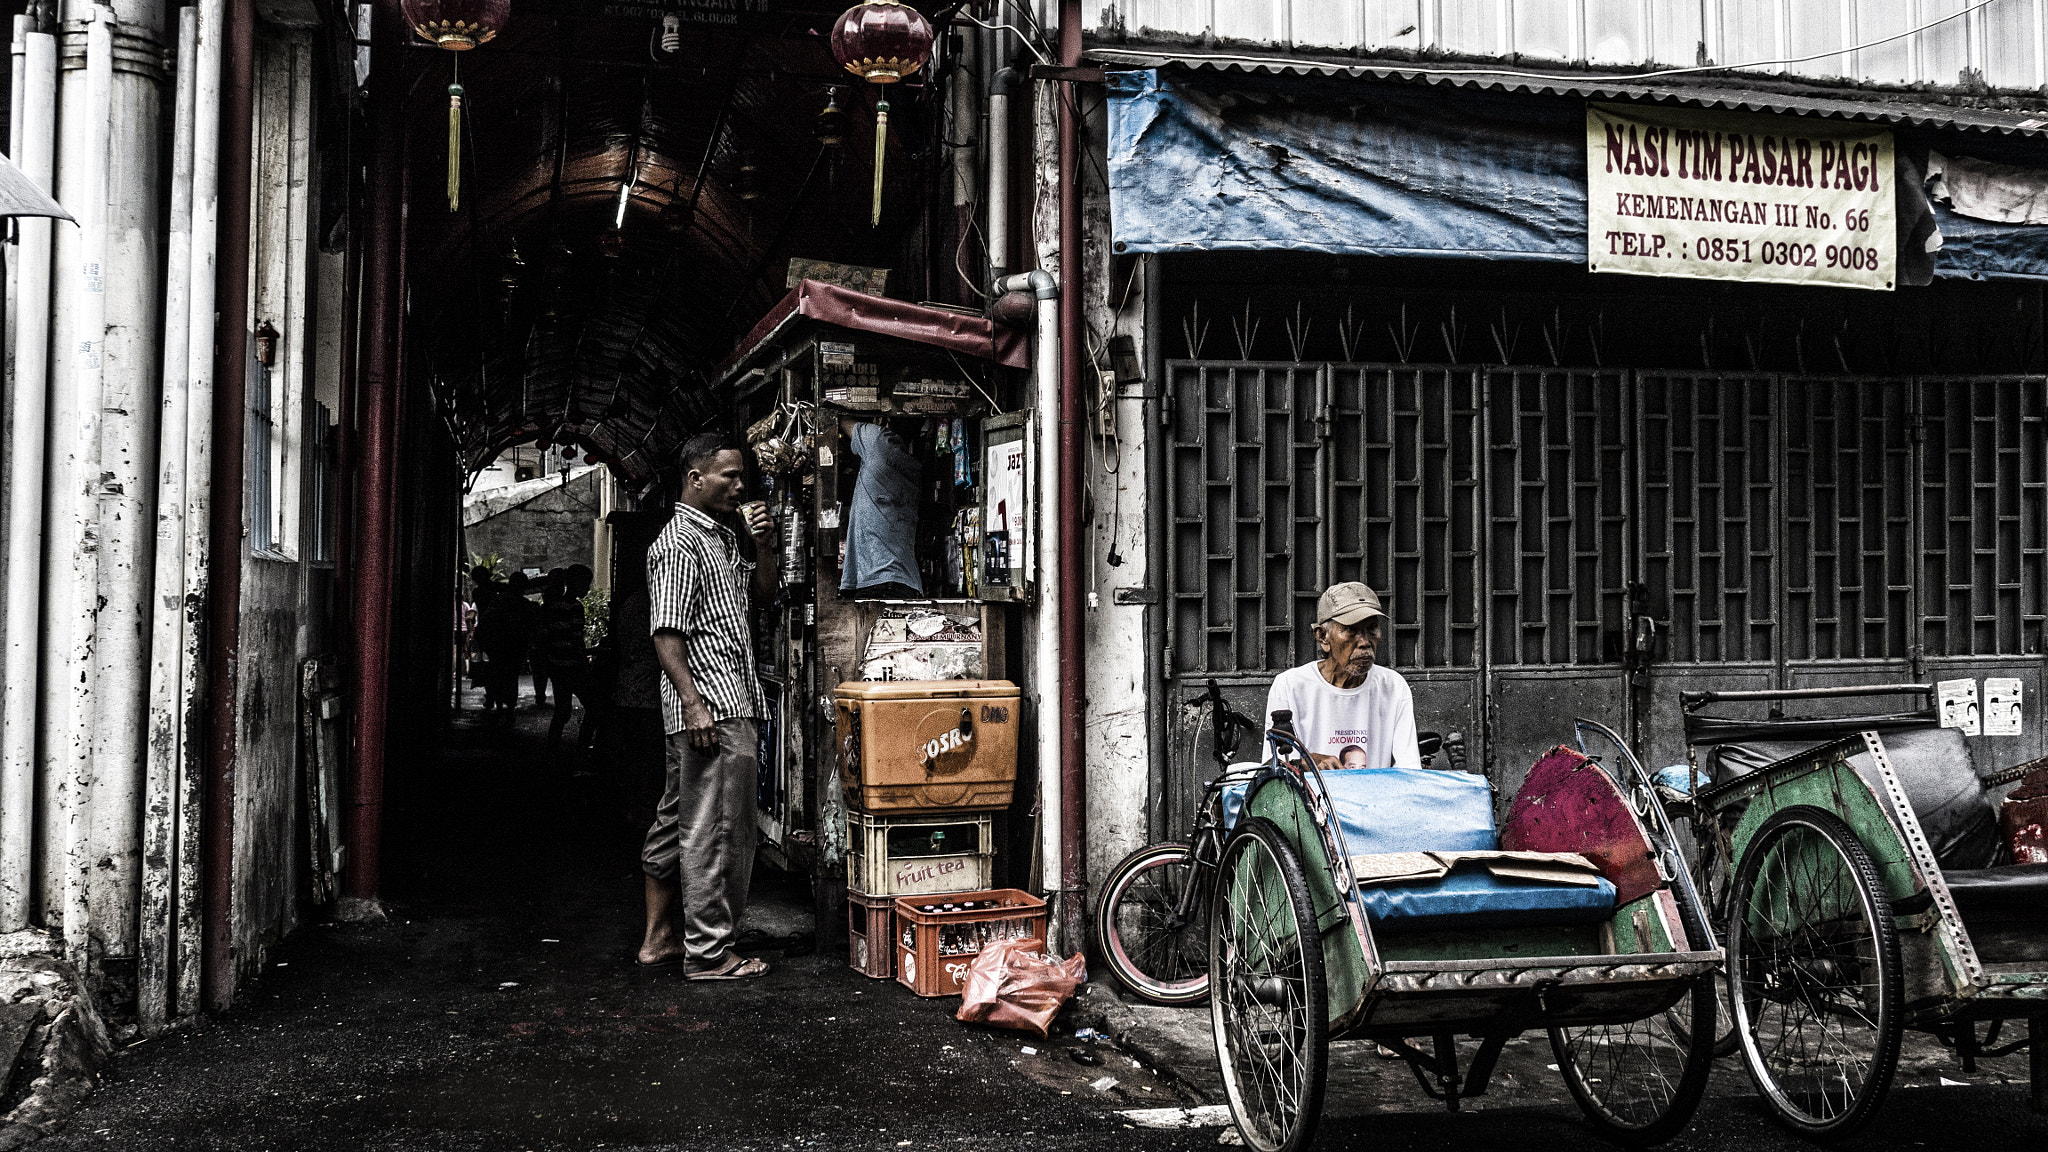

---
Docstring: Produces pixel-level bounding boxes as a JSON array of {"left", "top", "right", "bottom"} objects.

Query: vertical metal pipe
[
  {"left": 0, "top": 27, "right": 56, "bottom": 932},
  {"left": 201, "top": 0, "right": 254, "bottom": 1011},
  {"left": 1055, "top": 0, "right": 1086, "bottom": 956},
  {"left": 53, "top": 5, "right": 114, "bottom": 974},
  {"left": 90, "top": 0, "right": 166, "bottom": 968},
  {"left": 344, "top": 0, "right": 405, "bottom": 905},
  {"left": 174, "top": 0, "right": 222, "bottom": 1018},
  {"left": 986, "top": 67, "right": 1014, "bottom": 290},
  {"left": 139, "top": 0, "right": 197, "bottom": 1035}
]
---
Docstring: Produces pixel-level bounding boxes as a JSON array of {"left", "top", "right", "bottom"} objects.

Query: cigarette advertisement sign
[{"left": 1586, "top": 104, "right": 1897, "bottom": 290}]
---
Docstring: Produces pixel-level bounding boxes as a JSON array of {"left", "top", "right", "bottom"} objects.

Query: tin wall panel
[
  {"left": 1091, "top": 0, "right": 2046, "bottom": 91},
  {"left": 1213, "top": 1, "right": 1283, "bottom": 46},
  {"left": 1716, "top": 0, "right": 1780, "bottom": 72},
  {"left": 1786, "top": 0, "right": 1850, "bottom": 77},
  {"left": 1287, "top": 0, "right": 1362, "bottom": 50},
  {"left": 1918, "top": 0, "right": 1976, "bottom": 86},
  {"left": 1649, "top": 0, "right": 1702, "bottom": 65},
  {"left": 1585, "top": 0, "right": 1648, "bottom": 64},
  {"left": 1509, "top": 0, "right": 1575, "bottom": 62},
  {"left": 1851, "top": 0, "right": 1919, "bottom": 84}
]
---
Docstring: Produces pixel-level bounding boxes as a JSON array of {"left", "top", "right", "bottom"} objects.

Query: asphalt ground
[{"left": 33, "top": 681, "right": 2048, "bottom": 1151}]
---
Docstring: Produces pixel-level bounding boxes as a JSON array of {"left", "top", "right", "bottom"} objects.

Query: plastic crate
[
  {"left": 847, "top": 892, "right": 895, "bottom": 979},
  {"left": 846, "top": 811, "right": 994, "bottom": 898},
  {"left": 892, "top": 888, "right": 1047, "bottom": 998}
]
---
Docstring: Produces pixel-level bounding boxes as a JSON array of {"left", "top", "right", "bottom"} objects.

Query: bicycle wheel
[
  {"left": 1094, "top": 842, "right": 1209, "bottom": 1005},
  {"left": 1551, "top": 971, "right": 1718, "bottom": 1146},
  {"left": 1208, "top": 817, "right": 1327, "bottom": 1152},
  {"left": 1728, "top": 806, "right": 1903, "bottom": 1140}
]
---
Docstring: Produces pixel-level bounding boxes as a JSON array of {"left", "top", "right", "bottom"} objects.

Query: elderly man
[
  {"left": 636, "top": 433, "right": 776, "bottom": 980},
  {"left": 1263, "top": 582, "right": 1421, "bottom": 772}
]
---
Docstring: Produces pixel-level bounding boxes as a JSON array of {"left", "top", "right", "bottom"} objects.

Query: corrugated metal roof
[{"left": 1086, "top": 48, "right": 2048, "bottom": 137}]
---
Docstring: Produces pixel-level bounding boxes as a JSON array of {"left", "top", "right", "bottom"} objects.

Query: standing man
[
  {"left": 637, "top": 434, "right": 776, "bottom": 980},
  {"left": 1264, "top": 582, "right": 1422, "bottom": 772}
]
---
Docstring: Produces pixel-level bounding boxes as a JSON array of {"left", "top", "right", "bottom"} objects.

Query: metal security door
[
  {"left": 1327, "top": 364, "right": 1486, "bottom": 772},
  {"left": 1479, "top": 367, "right": 1635, "bottom": 798},
  {"left": 1915, "top": 376, "right": 2048, "bottom": 765},
  {"left": 1161, "top": 362, "right": 1325, "bottom": 835},
  {"left": 1778, "top": 377, "right": 1919, "bottom": 695},
  {"left": 1634, "top": 372, "right": 1781, "bottom": 769}
]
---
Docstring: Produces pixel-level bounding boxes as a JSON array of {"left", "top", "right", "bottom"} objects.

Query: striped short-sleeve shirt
[{"left": 647, "top": 502, "right": 765, "bottom": 733}]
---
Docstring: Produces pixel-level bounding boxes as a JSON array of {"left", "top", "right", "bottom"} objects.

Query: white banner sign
[{"left": 1586, "top": 104, "right": 1898, "bottom": 291}]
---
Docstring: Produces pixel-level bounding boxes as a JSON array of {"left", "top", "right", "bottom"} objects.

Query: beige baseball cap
[{"left": 1317, "top": 582, "right": 1387, "bottom": 627}]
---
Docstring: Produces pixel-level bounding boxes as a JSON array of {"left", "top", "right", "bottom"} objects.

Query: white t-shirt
[{"left": 1263, "top": 662, "right": 1422, "bottom": 770}]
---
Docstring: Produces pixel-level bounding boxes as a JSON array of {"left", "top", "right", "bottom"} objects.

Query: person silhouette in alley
[
  {"left": 478, "top": 572, "right": 539, "bottom": 724},
  {"left": 530, "top": 566, "right": 567, "bottom": 709},
  {"left": 638, "top": 434, "right": 775, "bottom": 980},
  {"left": 543, "top": 565, "right": 598, "bottom": 751}
]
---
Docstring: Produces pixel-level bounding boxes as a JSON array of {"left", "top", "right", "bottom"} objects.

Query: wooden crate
[
  {"left": 848, "top": 892, "right": 895, "bottom": 979},
  {"left": 892, "top": 888, "right": 1047, "bottom": 998},
  {"left": 846, "top": 811, "right": 993, "bottom": 898}
]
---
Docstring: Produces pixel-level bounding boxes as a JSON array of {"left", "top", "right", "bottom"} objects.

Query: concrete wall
[{"left": 464, "top": 467, "right": 604, "bottom": 578}]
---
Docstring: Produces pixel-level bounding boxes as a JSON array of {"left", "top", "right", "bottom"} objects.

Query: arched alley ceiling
[{"left": 399, "top": 1, "right": 956, "bottom": 490}]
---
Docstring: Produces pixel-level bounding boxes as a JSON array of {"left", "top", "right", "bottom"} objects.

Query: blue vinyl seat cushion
[
  {"left": 1358, "top": 864, "right": 1618, "bottom": 934},
  {"left": 1225, "top": 766, "right": 1621, "bottom": 932},
  {"left": 1222, "top": 767, "right": 1496, "bottom": 855}
]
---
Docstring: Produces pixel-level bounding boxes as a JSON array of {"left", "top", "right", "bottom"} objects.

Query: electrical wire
[
  {"left": 958, "top": 9, "right": 1049, "bottom": 65},
  {"left": 1093, "top": 0, "right": 2008, "bottom": 87}
]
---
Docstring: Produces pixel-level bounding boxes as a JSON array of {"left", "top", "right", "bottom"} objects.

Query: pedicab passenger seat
[
  {"left": 1696, "top": 723, "right": 2003, "bottom": 871},
  {"left": 1942, "top": 863, "right": 2048, "bottom": 915},
  {"left": 1316, "top": 768, "right": 1619, "bottom": 934}
]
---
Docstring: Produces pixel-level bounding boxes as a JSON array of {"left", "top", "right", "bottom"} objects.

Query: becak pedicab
[
  {"left": 1675, "top": 685, "right": 2048, "bottom": 1139},
  {"left": 1209, "top": 712, "right": 1722, "bottom": 1151}
]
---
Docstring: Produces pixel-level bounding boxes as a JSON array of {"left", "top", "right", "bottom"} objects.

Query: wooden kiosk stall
[{"left": 714, "top": 278, "right": 1034, "bottom": 943}]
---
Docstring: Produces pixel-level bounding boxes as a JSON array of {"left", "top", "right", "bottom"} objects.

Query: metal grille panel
[
  {"left": 1781, "top": 378, "right": 1914, "bottom": 661},
  {"left": 1919, "top": 377, "right": 2048, "bottom": 658},
  {"left": 1637, "top": 373, "right": 1778, "bottom": 664},
  {"left": 1327, "top": 365, "right": 1483, "bottom": 669},
  {"left": 1484, "top": 369, "right": 1631, "bottom": 667},
  {"left": 1167, "top": 363, "right": 1322, "bottom": 676}
]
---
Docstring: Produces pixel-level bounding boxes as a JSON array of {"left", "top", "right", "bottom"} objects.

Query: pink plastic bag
[{"left": 954, "top": 938, "right": 1087, "bottom": 1038}]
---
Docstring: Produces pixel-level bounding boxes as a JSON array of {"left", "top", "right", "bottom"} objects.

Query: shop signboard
[
  {"left": 1586, "top": 103, "right": 1897, "bottom": 290},
  {"left": 598, "top": 0, "right": 772, "bottom": 26}
]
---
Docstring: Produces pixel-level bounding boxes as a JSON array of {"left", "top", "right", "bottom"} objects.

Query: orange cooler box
[{"left": 835, "top": 679, "right": 1019, "bottom": 813}]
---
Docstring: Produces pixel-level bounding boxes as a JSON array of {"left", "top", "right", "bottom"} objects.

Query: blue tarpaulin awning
[{"left": 1104, "top": 67, "right": 2048, "bottom": 282}]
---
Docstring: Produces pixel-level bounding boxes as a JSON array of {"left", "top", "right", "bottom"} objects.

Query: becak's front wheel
[{"left": 1208, "top": 817, "right": 1327, "bottom": 1152}]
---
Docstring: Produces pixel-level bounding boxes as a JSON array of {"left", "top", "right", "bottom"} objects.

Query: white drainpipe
[
  {"left": 986, "top": 66, "right": 1016, "bottom": 289},
  {"left": 88, "top": 0, "right": 167, "bottom": 968},
  {"left": 45, "top": 5, "right": 113, "bottom": 970},
  {"left": 139, "top": 0, "right": 197, "bottom": 1034},
  {"left": 0, "top": 26, "right": 57, "bottom": 931},
  {"left": 171, "top": 0, "right": 224, "bottom": 1018},
  {"left": 1002, "top": 268, "right": 1059, "bottom": 898}
]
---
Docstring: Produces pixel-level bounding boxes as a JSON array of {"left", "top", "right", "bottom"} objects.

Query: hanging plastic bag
[{"left": 954, "top": 938, "right": 1087, "bottom": 1038}]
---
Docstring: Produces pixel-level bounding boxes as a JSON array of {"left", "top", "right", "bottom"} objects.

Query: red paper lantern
[
  {"left": 830, "top": 0, "right": 933, "bottom": 84},
  {"left": 400, "top": 0, "right": 510, "bottom": 50}
]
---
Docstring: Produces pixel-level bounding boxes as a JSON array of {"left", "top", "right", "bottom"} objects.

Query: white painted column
[
  {"left": 172, "top": 0, "right": 224, "bottom": 1019},
  {"left": 139, "top": 0, "right": 197, "bottom": 1034},
  {"left": 41, "top": 2, "right": 114, "bottom": 971},
  {"left": 1028, "top": 78, "right": 1062, "bottom": 907},
  {"left": 0, "top": 27, "right": 57, "bottom": 931},
  {"left": 88, "top": 0, "right": 168, "bottom": 966}
]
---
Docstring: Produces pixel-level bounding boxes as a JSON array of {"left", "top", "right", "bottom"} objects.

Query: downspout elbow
[
  {"left": 991, "top": 66, "right": 1021, "bottom": 97},
  {"left": 999, "top": 269, "right": 1057, "bottom": 299}
]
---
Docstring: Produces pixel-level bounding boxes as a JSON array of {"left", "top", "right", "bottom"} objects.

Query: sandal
[{"left": 686, "top": 954, "right": 770, "bottom": 981}]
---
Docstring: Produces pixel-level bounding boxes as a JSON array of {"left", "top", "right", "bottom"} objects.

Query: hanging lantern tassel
[
  {"left": 870, "top": 97, "right": 888, "bottom": 228},
  {"left": 447, "top": 82, "right": 464, "bottom": 213}
]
